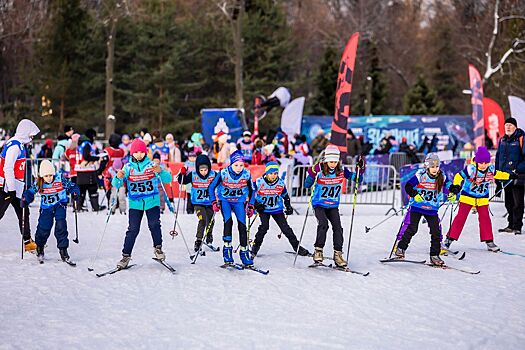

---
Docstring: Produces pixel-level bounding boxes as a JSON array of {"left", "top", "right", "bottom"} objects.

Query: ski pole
[
  {"left": 191, "top": 214, "right": 216, "bottom": 264},
  {"left": 88, "top": 197, "right": 116, "bottom": 272},
  {"left": 388, "top": 209, "right": 410, "bottom": 259},
  {"left": 365, "top": 206, "right": 406, "bottom": 233},
  {"left": 293, "top": 179, "right": 317, "bottom": 267},
  {"left": 345, "top": 167, "right": 361, "bottom": 263},
  {"left": 159, "top": 177, "right": 194, "bottom": 260},
  {"left": 488, "top": 180, "right": 512, "bottom": 202},
  {"left": 72, "top": 198, "right": 79, "bottom": 244},
  {"left": 234, "top": 213, "right": 258, "bottom": 253},
  {"left": 170, "top": 176, "right": 183, "bottom": 240}
]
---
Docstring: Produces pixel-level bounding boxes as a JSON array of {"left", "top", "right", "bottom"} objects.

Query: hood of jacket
[{"left": 13, "top": 119, "right": 40, "bottom": 144}]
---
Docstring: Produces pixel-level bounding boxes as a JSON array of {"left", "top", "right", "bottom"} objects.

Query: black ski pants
[
  {"left": 314, "top": 207, "right": 344, "bottom": 252},
  {"left": 0, "top": 191, "right": 31, "bottom": 241},
  {"left": 504, "top": 182, "right": 525, "bottom": 231},
  {"left": 397, "top": 210, "right": 441, "bottom": 256},
  {"left": 194, "top": 205, "right": 215, "bottom": 243},
  {"left": 253, "top": 212, "right": 300, "bottom": 250}
]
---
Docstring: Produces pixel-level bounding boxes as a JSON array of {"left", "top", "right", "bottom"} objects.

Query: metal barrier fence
[{"left": 287, "top": 164, "right": 398, "bottom": 211}]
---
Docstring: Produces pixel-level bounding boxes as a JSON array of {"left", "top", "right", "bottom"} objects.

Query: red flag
[
  {"left": 330, "top": 33, "right": 359, "bottom": 160},
  {"left": 468, "top": 64, "right": 484, "bottom": 148},
  {"left": 483, "top": 97, "right": 505, "bottom": 148}
]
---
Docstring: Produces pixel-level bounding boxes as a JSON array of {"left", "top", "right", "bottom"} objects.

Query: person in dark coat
[
  {"left": 495, "top": 117, "right": 525, "bottom": 234},
  {"left": 346, "top": 129, "right": 362, "bottom": 159}
]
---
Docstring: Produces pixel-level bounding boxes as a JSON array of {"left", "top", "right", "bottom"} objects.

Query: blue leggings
[{"left": 221, "top": 200, "right": 248, "bottom": 246}]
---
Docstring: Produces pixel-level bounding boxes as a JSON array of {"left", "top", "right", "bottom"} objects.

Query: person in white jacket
[{"left": 0, "top": 119, "right": 40, "bottom": 251}]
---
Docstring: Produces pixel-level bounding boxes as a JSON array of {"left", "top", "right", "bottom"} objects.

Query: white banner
[
  {"left": 280, "top": 97, "right": 305, "bottom": 141},
  {"left": 509, "top": 96, "right": 525, "bottom": 127}
]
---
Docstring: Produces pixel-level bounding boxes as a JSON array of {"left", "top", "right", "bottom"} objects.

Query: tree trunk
[
  {"left": 104, "top": 16, "right": 117, "bottom": 138},
  {"left": 232, "top": 0, "right": 248, "bottom": 130},
  {"left": 59, "top": 97, "right": 65, "bottom": 133},
  {"left": 159, "top": 86, "right": 163, "bottom": 133}
]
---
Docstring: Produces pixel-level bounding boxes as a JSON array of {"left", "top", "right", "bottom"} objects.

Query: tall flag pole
[
  {"left": 468, "top": 64, "right": 484, "bottom": 148},
  {"left": 330, "top": 32, "right": 360, "bottom": 161}
]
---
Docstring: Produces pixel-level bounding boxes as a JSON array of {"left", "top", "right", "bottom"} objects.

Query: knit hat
[
  {"left": 474, "top": 146, "right": 491, "bottom": 163},
  {"left": 230, "top": 150, "right": 244, "bottom": 164},
  {"left": 130, "top": 138, "right": 147, "bottom": 155},
  {"left": 39, "top": 159, "right": 56, "bottom": 177},
  {"left": 71, "top": 133, "right": 80, "bottom": 143},
  {"left": 265, "top": 161, "right": 279, "bottom": 175},
  {"left": 243, "top": 130, "right": 252, "bottom": 137},
  {"left": 143, "top": 133, "right": 152, "bottom": 143},
  {"left": 63, "top": 125, "right": 74, "bottom": 134},
  {"left": 424, "top": 153, "right": 440, "bottom": 168},
  {"left": 505, "top": 117, "right": 518, "bottom": 128},
  {"left": 323, "top": 145, "right": 340, "bottom": 163}
]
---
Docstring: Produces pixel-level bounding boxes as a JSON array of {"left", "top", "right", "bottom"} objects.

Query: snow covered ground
[{"left": 1, "top": 199, "right": 525, "bottom": 350}]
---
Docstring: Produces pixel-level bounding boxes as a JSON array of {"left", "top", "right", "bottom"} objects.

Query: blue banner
[
  {"left": 201, "top": 108, "right": 244, "bottom": 146},
  {"left": 302, "top": 115, "right": 474, "bottom": 151},
  {"left": 362, "top": 154, "right": 389, "bottom": 185},
  {"left": 399, "top": 158, "right": 466, "bottom": 206}
]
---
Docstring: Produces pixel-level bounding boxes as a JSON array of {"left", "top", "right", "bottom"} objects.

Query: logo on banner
[{"left": 214, "top": 118, "right": 230, "bottom": 135}]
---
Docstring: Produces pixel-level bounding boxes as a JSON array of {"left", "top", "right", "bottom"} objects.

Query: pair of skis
[
  {"left": 308, "top": 262, "right": 370, "bottom": 276},
  {"left": 220, "top": 263, "right": 269, "bottom": 275},
  {"left": 95, "top": 258, "right": 176, "bottom": 277},
  {"left": 380, "top": 258, "right": 480, "bottom": 274}
]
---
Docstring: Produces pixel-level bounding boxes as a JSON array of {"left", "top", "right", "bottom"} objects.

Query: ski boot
[
  {"left": 205, "top": 235, "right": 213, "bottom": 245},
  {"left": 194, "top": 240, "right": 202, "bottom": 252},
  {"left": 59, "top": 248, "right": 69, "bottom": 261},
  {"left": 430, "top": 255, "right": 445, "bottom": 266},
  {"left": 117, "top": 254, "right": 131, "bottom": 269},
  {"left": 223, "top": 244, "right": 234, "bottom": 264},
  {"left": 443, "top": 237, "right": 454, "bottom": 250},
  {"left": 313, "top": 247, "right": 323, "bottom": 263},
  {"left": 498, "top": 226, "right": 514, "bottom": 233},
  {"left": 24, "top": 239, "right": 37, "bottom": 252},
  {"left": 297, "top": 246, "right": 310, "bottom": 256},
  {"left": 486, "top": 241, "right": 500, "bottom": 252},
  {"left": 36, "top": 245, "right": 44, "bottom": 263},
  {"left": 394, "top": 247, "right": 405, "bottom": 259},
  {"left": 239, "top": 247, "right": 253, "bottom": 266},
  {"left": 333, "top": 250, "right": 348, "bottom": 268},
  {"left": 154, "top": 245, "right": 166, "bottom": 261},
  {"left": 251, "top": 243, "right": 260, "bottom": 259}
]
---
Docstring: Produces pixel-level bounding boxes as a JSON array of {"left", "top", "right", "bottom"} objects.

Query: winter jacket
[
  {"left": 112, "top": 156, "right": 172, "bottom": 211},
  {"left": 495, "top": 128, "right": 525, "bottom": 183},
  {"left": 52, "top": 139, "right": 69, "bottom": 160}
]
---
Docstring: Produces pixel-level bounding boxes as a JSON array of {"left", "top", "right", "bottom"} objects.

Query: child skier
[
  {"left": 394, "top": 153, "right": 458, "bottom": 266},
  {"left": 102, "top": 133, "right": 126, "bottom": 214},
  {"left": 251, "top": 161, "right": 310, "bottom": 258},
  {"left": 178, "top": 154, "right": 217, "bottom": 252},
  {"left": 112, "top": 139, "right": 172, "bottom": 269},
  {"left": 444, "top": 146, "right": 511, "bottom": 252},
  {"left": 22, "top": 160, "right": 80, "bottom": 264},
  {"left": 209, "top": 150, "right": 255, "bottom": 266},
  {"left": 305, "top": 145, "right": 365, "bottom": 268}
]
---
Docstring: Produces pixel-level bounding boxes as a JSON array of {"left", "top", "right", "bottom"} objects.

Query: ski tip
[{"left": 87, "top": 267, "right": 94, "bottom": 272}]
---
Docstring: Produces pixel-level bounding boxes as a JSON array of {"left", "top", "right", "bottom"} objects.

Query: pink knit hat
[{"left": 130, "top": 139, "right": 147, "bottom": 155}]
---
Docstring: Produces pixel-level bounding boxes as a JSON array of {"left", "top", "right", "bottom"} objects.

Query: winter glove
[
  {"left": 413, "top": 194, "right": 424, "bottom": 202},
  {"left": 71, "top": 187, "right": 80, "bottom": 200},
  {"left": 22, "top": 190, "right": 34, "bottom": 206},
  {"left": 212, "top": 200, "right": 221, "bottom": 213},
  {"left": 447, "top": 193, "right": 457, "bottom": 202},
  {"left": 246, "top": 204, "right": 255, "bottom": 218},
  {"left": 509, "top": 171, "right": 519, "bottom": 180},
  {"left": 307, "top": 163, "right": 321, "bottom": 178},
  {"left": 254, "top": 201, "right": 265, "bottom": 213},
  {"left": 285, "top": 203, "right": 294, "bottom": 215},
  {"left": 495, "top": 181, "right": 503, "bottom": 198},
  {"left": 356, "top": 155, "right": 366, "bottom": 175},
  {"left": 180, "top": 166, "right": 187, "bottom": 175},
  {"left": 448, "top": 184, "right": 461, "bottom": 195}
]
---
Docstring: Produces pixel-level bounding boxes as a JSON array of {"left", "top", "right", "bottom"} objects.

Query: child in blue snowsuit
[
  {"left": 305, "top": 145, "right": 364, "bottom": 268},
  {"left": 209, "top": 150, "right": 255, "bottom": 266},
  {"left": 22, "top": 160, "right": 80, "bottom": 263},
  {"left": 394, "top": 153, "right": 458, "bottom": 266},
  {"left": 178, "top": 154, "right": 217, "bottom": 252},
  {"left": 112, "top": 139, "right": 172, "bottom": 269},
  {"left": 251, "top": 161, "right": 310, "bottom": 258}
]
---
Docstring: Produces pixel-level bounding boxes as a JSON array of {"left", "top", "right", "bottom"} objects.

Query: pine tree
[
  {"left": 403, "top": 74, "right": 445, "bottom": 115},
  {"left": 368, "top": 42, "right": 388, "bottom": 115},
  {"left": 310, "top": 46, "right": 339, "bottom": 115}
]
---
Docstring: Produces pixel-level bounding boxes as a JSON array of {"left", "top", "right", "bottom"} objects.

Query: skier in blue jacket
[{"left": 209, "top": 150, "right": 255, "bottom": 266}]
